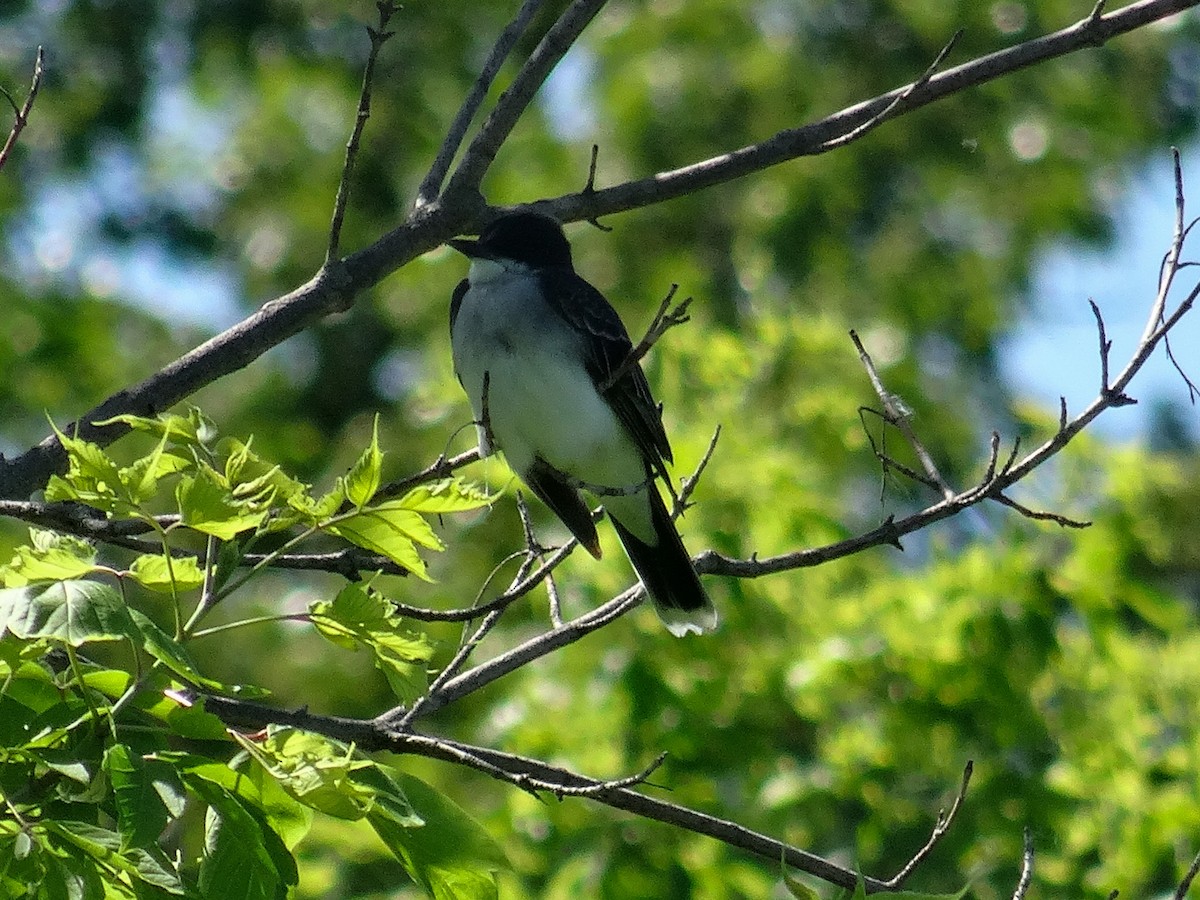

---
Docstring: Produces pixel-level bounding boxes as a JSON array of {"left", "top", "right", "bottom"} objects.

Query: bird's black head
[{"left": 450, "top": 211, "right": 573, "bottom": 270}]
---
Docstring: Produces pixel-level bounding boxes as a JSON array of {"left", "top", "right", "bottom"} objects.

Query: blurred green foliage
[{"left": 2, "top": 0, "right": 1200, "bottom": 897}]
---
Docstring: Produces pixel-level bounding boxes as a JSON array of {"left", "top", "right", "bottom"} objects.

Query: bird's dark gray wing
[
  {"left": 524, "top": 456, "right": 602, "bottom": 559},
  {"left": 450, "top": 279, "right": 468, "bottom": 334},
  {"left": 537, "top": 268, "right": 673, "bottom": 475}
]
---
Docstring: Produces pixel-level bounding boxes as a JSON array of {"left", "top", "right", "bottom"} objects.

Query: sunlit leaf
[
  {"left": 177, "top": 463, "right": 268, "bottom": 540},
  {"left": 309, "top": 584, "right": 433, "bottom": 702},
  {"left": 0, "top": 529, "right": 98, "bottom": 587},
  {"left": 187, "top": 777, "right": 290, "bottom": 900},
  {"left": 369, "top": 772, "right": 507, "bottom": 900},
  {"left": 0, "top": 581, "right": 137, "bottom": 646},
  {"left": 398, "top": 479, "right": 491, "bottom": 514},
  {"left": 344, "top": 414, "right": 384, "bottom": 509},
  {"left": 128, "top": 554, "right": 205, "bottom": 593}
]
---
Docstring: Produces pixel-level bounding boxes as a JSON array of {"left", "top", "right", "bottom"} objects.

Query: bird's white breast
[{"left": 450, "top": 263, "right": 646, "bottom": 494}]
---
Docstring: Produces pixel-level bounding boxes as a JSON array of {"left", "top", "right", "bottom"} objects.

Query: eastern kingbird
[{"left": 448, "top": 211, "right": 717, "bottom": 637}]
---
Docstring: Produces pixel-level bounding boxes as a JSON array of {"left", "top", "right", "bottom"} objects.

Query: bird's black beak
[{"left": 448, "top": 237, "right": 487, "bottom": 258}]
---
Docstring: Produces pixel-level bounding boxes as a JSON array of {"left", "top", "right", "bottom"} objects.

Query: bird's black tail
[{"left": 609, "top": 488, "right": 717, "bottom": 637}]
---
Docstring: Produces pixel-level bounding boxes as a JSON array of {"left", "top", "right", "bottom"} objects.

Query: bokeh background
[{"left": 3, "top": 1, "right": 1200, "bottom": 897}]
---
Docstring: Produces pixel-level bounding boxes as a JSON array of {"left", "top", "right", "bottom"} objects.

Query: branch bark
[{"left": 2, "top": 0, "right": 1192, "bottom": 501}]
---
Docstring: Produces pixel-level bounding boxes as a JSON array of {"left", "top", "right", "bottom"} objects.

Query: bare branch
[
  {"left": 416, "top": 0, "right": 547, "bottom": 206},
  {"left": 992, "top": 493, "right": 1091, "bottom": 529},
  {"left": 443, "top": 0, "right": 611, "bottom": 203},
  {"left": 883, "top": 760, "right": 974, "bottom": 889},
  {"left": 598, "top": 285, "right": 693, "bottom": 394},
  {"left": 326, "top": 2, "right": 398, "bottom": 263},
  {"left": 819, "top": 29, "right": 964, "bottom": 153},
  {"left": 851, "top": 329, "right": 955, "bottom": 501},
  {"left": 0, "top": 46, "right": 43, "bottom": 174},
  {"left": 1175, "top": 847, "right": 1200, "bottom": 900},
  {"left": 1012, "top": 828, "right": 1034, "bottom": 900},
  {"left": 536, "top": 0, "right": 1198, "bottom": 224}
]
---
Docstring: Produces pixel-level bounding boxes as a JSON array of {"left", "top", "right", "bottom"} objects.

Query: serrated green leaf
[
  {"left": 42, "top": 820, "right": 185, "bottom": 895},
  {"left": 329, "top": 501, "right": 444, "bottom": 580},
  {"left": 188, "top": 777, "right": 294, "bottom": 900},
  {"left": 128, "top": 609, "right": 267, "bottom": 698},
  {"left": 128, "top": 554, "right": 205, "bottom": 594},
  {"left": 220, "top": 438, "right": 308, "bottom": 507},
  {"left": 344, "top": 415, "right": 384, "bottom": 509},
  {"left": 94, "top": 408, "right": 210, "bottom": 449},
  {"left": 309, "top": 585, "right": 433, "bottom": 703},
  {"left": 177, "top": 464, "right": 268, "bottom": 540},
  {"left": 105, "top": 743, "right": 176, "bottom": 850},
  {"left": 119, "top": 429, "right": 188, "bottom": 505},
  {"left": 369, "top": 772, "right": 507, "bottom": 900},
  {"left": 398, "top": 479, "right": 491, "bottom": 514},
  {"left": 1, "top": 530, "right": 99, "bottom": 587},
  {"left": 43, "top": 425, "right": 127, "bottom": 513},
  {"left": 0, "top": 581, "right": 137, "bottom": 646},
  {"left": 230, "top": 727, "right": 376, "bottom": 821},
  {"left": 171, "top": 755, "right": 312, "bottom": 851}
]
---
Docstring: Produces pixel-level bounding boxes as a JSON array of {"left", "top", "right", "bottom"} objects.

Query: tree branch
[
  {"left": 415, "top": 0, "right": 548, "bottom": 206},
  {"left": 1, "top": 1, "right": 1191, "bottom": 505},
  {"left": 534, "top": 0, "right": 1199, "bottom": 223},
  {"left": 441, "top": 0, "right": 610, "bottom": 205},
  {"left": 0, "top": 46, "right": 43, "bottom": 174},
  {"left": 326, "top": 1, "right": 398, "bottom": 263}
]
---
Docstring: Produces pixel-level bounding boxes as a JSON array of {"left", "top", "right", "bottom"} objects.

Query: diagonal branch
[
  {"left": 0, "top": 46, "right": 43, "bottom": 174},
  {"left": 442, "top": 0, "right": 610, "bottom": 204},
  {"left": 535, "top": 0, "right": 1199, "bottom": 224},
  {"left": 326, "top": 2, "right": 398, "bottom": 263},
  {"left": 416, "top": 0, "right": 548, "bottom": 206}
]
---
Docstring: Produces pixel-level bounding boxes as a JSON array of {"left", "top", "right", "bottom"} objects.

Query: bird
[{"left": 448, "top": 210, "right": 717, "bottom": 637}]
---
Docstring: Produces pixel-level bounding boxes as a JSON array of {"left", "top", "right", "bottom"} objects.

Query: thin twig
[
  {"left": 416, "top": 0, "right": 546, "bottom": 206},
  {"left": 819, "top": 29, "right": 963, "bottom": 153},
  {"left": 598, "top": 285, "right": 692, "bottom": 393},
  {"left": 993, "top": 494, "right": 1091, "bottom": 528},
  {"left": 582, "top": 144, "right": 613, "bottom": 231},
  {"left": 851, "top": 329, "right": 955, "bottom": 501},
  {"left": 1175, "top": 847, "right": 1200, "bottom": 900},
  {"left": 327, "top": 3, "right": 398, "bottom": 263},
  {"left": 883, "top": 760, "right": 974, "bottom": 889},
  {"left": 1012, "top": 828, "right": 1034, "bottom": 900},
  {"left": 0, "top": 46, "right": 43, "bottom": 174},
  {"left": 443, "top": 0, "right": 611, "bottom": 201}
]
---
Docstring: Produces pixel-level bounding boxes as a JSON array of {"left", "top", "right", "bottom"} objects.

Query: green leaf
[
  {"left": 397, "top": 479, "right": 491, "bottom": 514},
  {"left": 309, "top": 584, "right": 433, "bottom": 703},
  {"left": 43, "top": 425, "right": 127, "bottom": 514},
  {"left": 329, "top": 501, "right": 445, "bottom": 581},
  {"left": 171, "top": 755, "right": 313, "bottom": 851},
  {"left": 0, "top": 529, "right": 99, "bottom": 587},
  {"left": 0, "top": 581, "right": 137, "bottom": 646},
  {"left": 104, "top": 743, "right": 178, "bottom": 850},
  {"left": 188, "top": 777, "right": 292, "bottom": 900},
  {"left": 177, "top": 464, "right": 268, "bottom": 540},
  {"left": 95, "top": 407, "right": 216, "bottom": 450},
  {"left": 230, "top": 727, "right": 377, "bottom": 821},
  {"left": 42, "top": 821, "right": 185, "bottom": 895},
  {"left": 120, "top": 429, "right": 189, "bottom": 504},
  {"left": 369, "top": 772, "right": 507, "bottom": 900},
  {"left": 344, "top": 414, "right": 384, "bottom": 509},
  {"left": 128, "top": 554, "right": 205, "bottom": 593},
  {"left": 129, "top": 609, "right": 268, "bottom": 698},
  {"left": 221, "top": 438, "right": 309, "bottom": 508}
]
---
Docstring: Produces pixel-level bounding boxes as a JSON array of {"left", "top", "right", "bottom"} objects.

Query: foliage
[
  {"left": 0, "top": 414, "right": 495, "bottom": 898},
  {"left": 1, "top": 1, "right": 1199, "bottom": 899}
]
